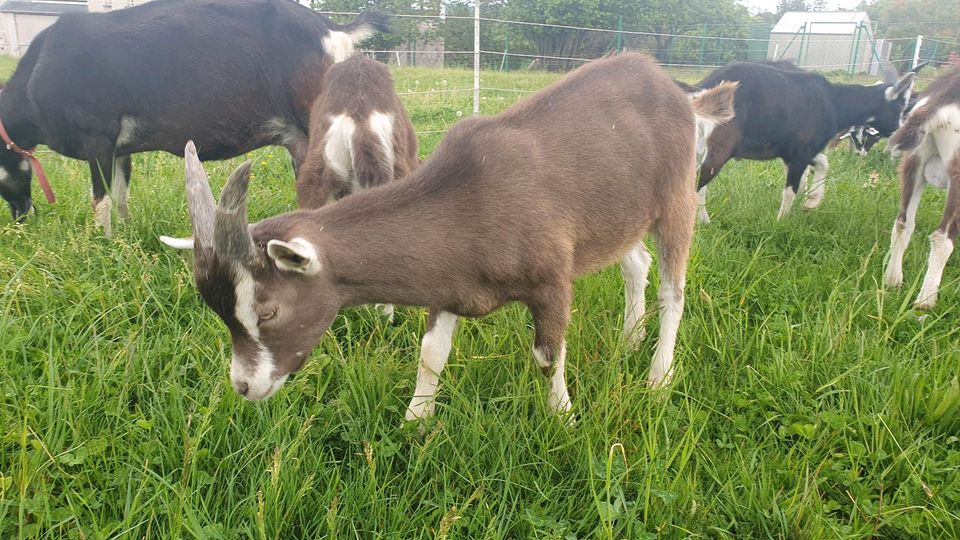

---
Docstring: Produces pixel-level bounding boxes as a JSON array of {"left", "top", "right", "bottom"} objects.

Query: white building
[
  {"left": 767, "top": 11, "right": 891, "bottom": 74},
  {"left": 0, "top": 0, "right": 149, "bottom": 57}
]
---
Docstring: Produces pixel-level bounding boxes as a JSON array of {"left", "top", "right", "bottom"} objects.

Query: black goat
[
  {"left": 0, "top": 0, "right": 389, "bottom": 233},
  {"left": 694, "top": 61, "right": 915, "bottom": 221}
]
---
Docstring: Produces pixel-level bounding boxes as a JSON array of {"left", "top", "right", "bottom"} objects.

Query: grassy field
[{"left": 1, "top": 62, "right": 959, "bottom": 539}]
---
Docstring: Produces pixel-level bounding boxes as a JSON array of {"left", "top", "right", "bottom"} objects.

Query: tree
[
  {"left": 864, "top": 0, "right": 960, "bottom": 68},
  {"left": 776, "top": 0, "right": 808, "bottom": 16}
]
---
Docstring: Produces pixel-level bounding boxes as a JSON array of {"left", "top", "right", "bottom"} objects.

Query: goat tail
[
  {"left": 889, "top": 101, "right": 935, "bottom": 155},
  {"left": 352, "top": 114, "right": 395, "bottom": 190},
  {"left": 689, "top": 81, "right": 738, "bottom": 126},
  {"left": 333, "top": 11, "right": 393, "bottom": 43}
]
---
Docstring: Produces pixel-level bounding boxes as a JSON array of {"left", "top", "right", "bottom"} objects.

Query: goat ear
[
  {"left": 885, "top": 72, "right": 916, "bottom": 101},
  {"left": 159, "top": 235, "right": 196, "bottom": 250},
  {"left": 267, "top": 238, "right": 322, "bottom": 275}
]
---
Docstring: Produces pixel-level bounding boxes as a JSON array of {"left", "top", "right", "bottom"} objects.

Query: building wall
[
  {"left": 767, "top": 31, "right": 876, "bottom": 73},
  {"left": 0, "top": 12, "right": 58, "bottom": 57}
]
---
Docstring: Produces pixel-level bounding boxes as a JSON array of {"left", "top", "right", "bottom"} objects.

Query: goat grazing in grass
[
  {"left": 295, "top": 54, "right": 418, "bottom": 209},
  {"left": 161, "top": 54, "right": 737, "bottom": 422},
  {"left": 884, "top": 66, "right": 960, "bottom": 311},
  {"left": 294, "top": 53, "right": 419, "bottom": 322},
  {"left": 693, "top": 61, "right": 915, "bottom": 222},
  {"left": 0, "top": 0, "right": 388, "bottom": 233}
]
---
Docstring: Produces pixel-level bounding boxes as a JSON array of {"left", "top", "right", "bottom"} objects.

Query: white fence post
[
  {"left": 912, "top": 35, "right": 923, "bottom": 69},
  {"left": 473, "top": 0, "right": 480, "bottom": 116}
]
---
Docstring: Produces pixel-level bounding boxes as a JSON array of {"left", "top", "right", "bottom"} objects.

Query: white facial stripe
[
  {"left": 322, "top": 30, "right": 354, "bottom": 63},
  {"left": 228, "top": 263, "right": 292, "bottom": 400},
  {"left": 232, "top": 263, "right": 260, "bottom": 340},
  {"left": 324, "top": 114, "right": 356, "bottom": 185},
  {"left": 368, "top": 111, "right": 395, "bottom": 181}
]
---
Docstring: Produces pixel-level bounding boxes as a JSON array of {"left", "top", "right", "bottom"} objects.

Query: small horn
[
  {"left": 184, "top": 141, "right": 215, "bottom": 250},
  {"left": 214, "top": 161, "right": 256, "bottom": 264},
  {"left": 879, "top": 59, "right": 898, "bottom": 84}
]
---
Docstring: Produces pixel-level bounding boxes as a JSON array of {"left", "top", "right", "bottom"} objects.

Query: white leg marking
[
  {"left": 324, "top": 114, "right": 356, "bottom": 190},
  {"left": 112, "top": 157, "right": 130, "bottom": 220},
  {"left": 116, "top": 116, "right": 138, "bottom": 147},
  {"left": 367, "top": 111, "right": 395, "bottom": 185},
  {"left": 915, "top": 230, "right": 954, "bottom": 310},
  {"left": 405, "top": 312, "right": 457, "bottom": 421},
  {"left": 696, "top": 186, "right": 711, "bottom": 224},
  {"left": 777, "top": 185, "right": 796, "bottom": 220},
  {"left": 650, "top": 266, "right": 684, "bottom": 387},
  {"left": 94, "top": 196, "right": 112, "bottom": 238},
  {"left": 534, "top": 343, "right": 572, "bottom": 415},
  {"left": 378, "top": 303, "right": 395, "bottom": 323},
  {"left": 804, "top": 153, "right": 829, "bottom": 209},
  {"left": 620, "top": 243, "right": 652, "bottom": 348}
]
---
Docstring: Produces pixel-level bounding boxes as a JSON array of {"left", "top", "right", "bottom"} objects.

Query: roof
[
  {"left": 0, "top": 0, "right": 87, "bottom": 15},
  {"left": 771, "top": 11, "right": 871, "bottom": 36}
]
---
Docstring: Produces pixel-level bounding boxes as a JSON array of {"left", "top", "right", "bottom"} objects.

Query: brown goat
[
  {"left": 162, "top": 54, "right": 737, "bottom": 423},
  {"left": 885, "top": 66, "right": 960, "bottom": 311},
  {"left": 296, "top": 54, "right": 418, "bottom": 209}
]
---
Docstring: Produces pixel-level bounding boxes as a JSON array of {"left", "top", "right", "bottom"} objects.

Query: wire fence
[
  {"left": 316, "top": 10, "right": 958, "bottom": 75},
  {"left": 308, "top": 9, "right": 958, "bottom": 140}
]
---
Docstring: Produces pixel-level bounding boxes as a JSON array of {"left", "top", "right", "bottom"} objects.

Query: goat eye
[{"left": 257, "top": 307, "right": 278, "bottom": 324}]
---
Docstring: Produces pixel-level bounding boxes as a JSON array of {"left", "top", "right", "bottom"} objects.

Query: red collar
[{"left": 0, "top": 113, "right": 55, "bottom": 204}]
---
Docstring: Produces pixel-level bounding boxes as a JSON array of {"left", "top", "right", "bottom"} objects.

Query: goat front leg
[
  {"left": 621, "top": 242, "right": 652, "bottom": 348},
  {"left": 529, "top": 285, "right": 574, "bottom": 418},
  {"left": 885, "top": 153, "right": 925, "bottom": 288},
  {"left": 405, "top": 309, "right": 458, "bottom": 421},
  {"left": 803, "top": 153, "right": 829, "bottom": 209}
]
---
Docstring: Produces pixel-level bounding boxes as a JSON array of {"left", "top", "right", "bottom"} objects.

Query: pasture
[{"left": 1, "top": 63, "right": 958, "bottom": 538}]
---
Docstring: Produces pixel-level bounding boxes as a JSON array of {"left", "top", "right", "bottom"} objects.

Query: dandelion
[
  {"left": 862, "top": 170, "right": 880, "bottom": 189},
  {"left": 261, "top": 160, "right": 268, "bottom": 166},
  {"left": 456, "top": 111, "right": 463, "bottom": 118}
]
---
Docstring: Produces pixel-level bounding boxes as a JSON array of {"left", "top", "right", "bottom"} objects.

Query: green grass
[{"left": 1, "top": 63, "right": 959, "bottom": 539}]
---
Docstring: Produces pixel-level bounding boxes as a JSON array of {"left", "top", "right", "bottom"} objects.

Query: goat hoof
[
  {"left": 623, "top": 329, "right": 647, "bottom": 350},
  {"left": 803, "top": 197, "right": 823, "bottom": 210},
  {"left": 883, "top": 273, "right": 903, "bottom": 288}
]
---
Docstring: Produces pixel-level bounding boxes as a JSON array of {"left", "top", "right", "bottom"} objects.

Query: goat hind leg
[
  {"left": 112, "top": 155, "right": 132, "bottom": 220},
  {"left": 803, "top": 153, "right": 829, "bottom": 209},
  {"left": 621, "top": 242, "right": 652, "bottom": 348},
  {"left": 89, "top": 158, "right": 114, "bottom": 237},
  {"left": 529, "top": 286, "right": 574, "bottom": 418},
  {"left": 884, "top": 153, "right": 925, "bottom": 287},
  {"left": 649, "top": 191, "right": 696, "bottom": 387},
  {"left": 914, "top": 157, "right": 960, "bottom": 310},
  {"left": 777, "top": 160, "right": 807, "bottom": 220}
]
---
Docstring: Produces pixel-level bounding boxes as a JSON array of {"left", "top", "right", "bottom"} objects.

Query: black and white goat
[
  {"left": 162, "top": 55, "right": 737, "bottom": 420},
  {"left": 694, "top": 61, "right": 915, "bottom": 221},
  {"left": 0, "top": 0, "right": 388, "bottom": 233},
  {"left": 884, "top": 66, "right": 960, "bottom": 310}
]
